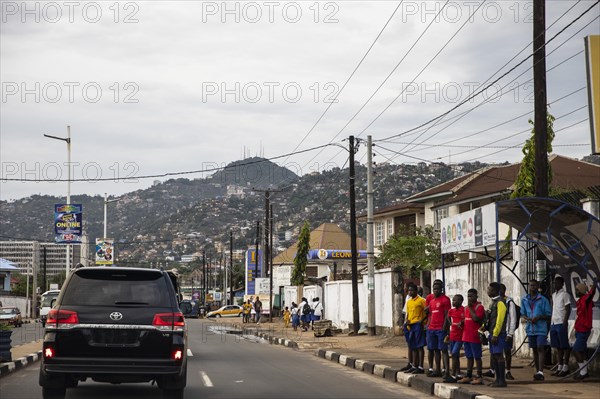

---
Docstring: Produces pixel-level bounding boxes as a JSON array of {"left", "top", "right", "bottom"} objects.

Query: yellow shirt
[{"left": 406, "top": 295, "right": 426, "bottom": 324}]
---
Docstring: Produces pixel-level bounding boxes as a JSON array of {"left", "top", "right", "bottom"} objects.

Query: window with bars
[
  {"left": 375, "top": 222, "right": 384, "bottom": 246},
  {"left": 434, "top": 207, "right": 449, "bottom": 231}
]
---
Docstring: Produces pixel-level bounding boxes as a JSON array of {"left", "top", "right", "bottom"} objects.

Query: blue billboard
[
  {"left": 54, "top": 204, "right": 83, "bottom": 244},
  {"left": 245, "top": 248, "right": 262, "bottom": 295}
]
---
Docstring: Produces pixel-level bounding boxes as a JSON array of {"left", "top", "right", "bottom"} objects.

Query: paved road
[{"left": 0, "top": 319, "right": 425, "bottom": 398}]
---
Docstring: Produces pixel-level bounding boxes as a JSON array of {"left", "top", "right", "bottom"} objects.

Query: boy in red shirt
[
  {"left": 573, "top": 279, "right": 597, "bottom": 380},
  {"left": 425, "top": 281, "right": 451, "bottom": 377},
  {"left": 444, "top": 294, "right": 465, "bottom": 383},
  {"left": 459, "top": 288, "right": 485, "bottom": 385}
]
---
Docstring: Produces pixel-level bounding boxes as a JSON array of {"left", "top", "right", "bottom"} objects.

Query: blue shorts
[
  {"left": 489, "top": 334, "right": 506, "bottom": 355},
  {"left": 311, "top": 314, "right": 321, "bottom": 322},
  {"left": 528, "top": 335, "right": 548, "bottom": 349},
  {"left": 463, "top": 342, "right": 482, "bottom": 359},
  {"left": 427, "top": 329, "right": 448, "bottom": 351},
  {"left": 573, "top": 331, "right": 590, "bottom": 352},
  {"left": 408, "top": 322, "right": 426, "bottom": 350},
  {"left": 403, "top": 324, "right": 410, "bottom": 342},
  {"left": 449, "top": 340, "right": 462, "bottom": 356},
  {"left": 550, "top": 324, "right": 570, "bottom": 349}
]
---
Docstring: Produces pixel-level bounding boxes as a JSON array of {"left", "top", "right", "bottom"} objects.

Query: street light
[
  {"left": 44, "top": 126, "right": 72, "bottom": 275},
  {"left": 103, "top": 193, "right": 121, "bottom": 239}
]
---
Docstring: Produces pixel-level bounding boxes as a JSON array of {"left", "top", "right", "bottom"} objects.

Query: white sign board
[{"left": 440, "top": 203, "right": 497, "bottom": 254}]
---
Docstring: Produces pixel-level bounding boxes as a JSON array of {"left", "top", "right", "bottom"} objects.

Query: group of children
[
  {"left": 400, "top": 277, "right": 597, "bottom": 387},
  {"left": 283, "top": 297, "right": 324, "bottom": 331}
]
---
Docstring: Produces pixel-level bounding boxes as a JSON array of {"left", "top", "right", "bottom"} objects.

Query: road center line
[{"left": 200, "top": 371, "right": 213, "bottom": 387}]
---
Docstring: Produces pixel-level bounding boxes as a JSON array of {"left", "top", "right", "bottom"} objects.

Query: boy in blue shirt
[{"left": 521, "top": 279, "right": 551, "bottom": 381}]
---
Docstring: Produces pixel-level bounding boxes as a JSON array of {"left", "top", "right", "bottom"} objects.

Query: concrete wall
[
  {"left": 323, "top": 268, "right": 393, "bottom": 331},
  {"left": 0, "top": 295, "right": 28, "bottom": 317}
]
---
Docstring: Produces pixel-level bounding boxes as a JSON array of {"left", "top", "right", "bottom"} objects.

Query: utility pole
[
  {"left": 264, "top": 190, "right": 270, "bottom": 278},
  {"left": 367, "top": 135, "right": 376, "bottom": 336},
  {"left": 269, "top": 203, "right": 274, "bottom": 322},
  {"left": 349, "top": 135, "right": 360, "bottom": 335},
  {"left": 230, "top": 230, "right": 234, "bottom": 305},
  {"left": 202, "top": 250, "right": 206, "bottom": 306},
  {"left": 533, "top": 0, "right": 549, "bottom": 197},
  {"left": 255, "top": 220, "right": 260, "bottom": 292}
]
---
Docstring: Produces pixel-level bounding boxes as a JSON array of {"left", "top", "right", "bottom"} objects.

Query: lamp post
[
  {"left": 44, "top": 126, "right": 72, "bottom": 275},
  {"left": 103, "top": 193, "right": 121, "bottom": 239}
]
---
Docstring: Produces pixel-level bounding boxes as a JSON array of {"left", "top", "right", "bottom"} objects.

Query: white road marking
[
  {"left": 200, "top": 371, "right": 213, "bottom": 387},
  {"left": 187, "top": 349, "right": 193, "bottom": 357}
]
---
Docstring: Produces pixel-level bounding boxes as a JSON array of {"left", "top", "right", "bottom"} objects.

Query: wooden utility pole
[
  {"left": 230, "top": 230, "right": 234, "bottom": 305},
  {"left": 534, "top": 0, "right": 549, "bottom": 197},
  {"left": 349, "top": 135, "right": 360, "bottom": 334}
]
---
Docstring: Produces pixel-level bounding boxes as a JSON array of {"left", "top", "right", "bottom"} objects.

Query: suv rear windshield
[{"left": 60, "top": 269, "right": 172, "bottom": 307}]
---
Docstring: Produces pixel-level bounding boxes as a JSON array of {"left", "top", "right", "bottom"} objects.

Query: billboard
[
  {"left": 585, "top": 35, "right": 600, "bottom": 154},
  {"left": 54, "top": 204, "right": 83, "bottom": 244},
  {"left": 245, "top": 247, "right": 262, "bottom": 295},
  {"left": 440, "top": 203, "right": 497, "bottom": 254},
  {"left": 95, "top": 238, "right": 114, "bottom": 265},
  {"left": 308, "top": 249, "right": 368, "bottom": 260}
]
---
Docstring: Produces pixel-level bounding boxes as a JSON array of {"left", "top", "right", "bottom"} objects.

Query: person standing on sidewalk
[
  {"left": 404, "top": 283, "right": 427, "bottom": 374},
  {"left": 425, "top": 279, "right": 445, "bottom": 375},
  {"left": 425, "top": 281, "right": 451, "bottom": 378},
  {"left": 550, "top": 275, "right": 572, "bottom": 377},
  {"left": 484, "top": 283, "right": 518, "bottom": 381},
  {"left": 243, "top": 299, "right": 252, "bottom": 324},
  {"left": 486, "top": 282, "right": 508, "bottom": 388},
  {"left": 298, "top": 297, "right": 310, "bottom": 332},
  {"left": 254, "top": 296, "right": 263, "bottom": 325},
  {"left": 312, "top": 297, "right": 323, "bottom": 323},
  {"left": 283, "top": 306, "right": 291, "bottom": 328},
  {"left": 458, "top": 288, "right": 485, "bottom": 385},
  {"left": 291, "top": 302, "right": 300, "bottom": 331},
  {"left": 444, "top": 294, "right": 465, "bottom": 383},
  {"left": 573, "top": 279, "right": 597, "bottom": 380},
  {"left": 521, "top": 279, "right": 551, "bottom": 381}
]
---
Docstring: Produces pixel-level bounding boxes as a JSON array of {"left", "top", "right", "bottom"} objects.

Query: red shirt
[
  {"left": 575, "top": 287, "right": 595, "bottom": 333},
  {"left": 448, "top": 306, "right": 465, "bottom": 341},
  {"left": 428, "top": 294, "right": 451, "bottom": 331},
  {"left": 462, "top": 302, "right": 485, "bottom": 343}
]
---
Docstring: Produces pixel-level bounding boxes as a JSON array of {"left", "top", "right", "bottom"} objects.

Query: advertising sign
[
  {"left": 440, "top": 204, "right": 497, "bottom": 254},
  {"left": 245, "top": 247, "right": 262, "bottom": 295},
  {"left": 54, "top": 204, "right": 83, "bottom": 243},
  {"left": 585, "top": 35, "right": 600, "bottom": 154},
  {"left": 95, "top": 238, "right": 114, "bottom": 265},
  {"left": 308, "top": 249, "right": 368, "bottom": 260}
]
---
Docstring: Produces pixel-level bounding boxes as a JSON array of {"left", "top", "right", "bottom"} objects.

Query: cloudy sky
[{"left": 1, "top": 0, "right": 598, "bottom": 201}]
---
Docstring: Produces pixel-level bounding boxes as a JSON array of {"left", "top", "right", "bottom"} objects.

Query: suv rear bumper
[{"left": 42, "top": 357, "right": 184, "bottom": 375}]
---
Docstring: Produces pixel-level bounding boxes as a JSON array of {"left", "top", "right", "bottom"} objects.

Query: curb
[
  {"left": 255, "top": 329, "right": 490, "bottom": 399},
  {"left": 0, "top": 350, "right": 43, "bottom": 379}
]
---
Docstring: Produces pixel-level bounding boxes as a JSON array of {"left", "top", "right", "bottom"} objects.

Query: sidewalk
[
  {"left": 219, "top": 317, "right": 600, "bottom": 399},
  {"left": 2, "top": 317, "right": 599, "bottom": 399}
]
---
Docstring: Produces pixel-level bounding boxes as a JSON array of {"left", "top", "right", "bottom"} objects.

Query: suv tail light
[
  {"left": 46, "top": 309, "right": 79, "bottom": 329},
  {"left": 153, "top": 312, "right": 185, "bottom": 331}
]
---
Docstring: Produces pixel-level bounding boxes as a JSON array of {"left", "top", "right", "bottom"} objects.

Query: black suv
[{"left": 39, "top": 267, "right": 187, "bottom": 399}]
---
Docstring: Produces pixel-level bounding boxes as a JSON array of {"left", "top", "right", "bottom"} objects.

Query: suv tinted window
[{"left": 61, "top": 269, "right": 171, "bottom": 307}]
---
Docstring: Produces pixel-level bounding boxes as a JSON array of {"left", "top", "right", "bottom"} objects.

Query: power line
[
  {"left": 280, "top": 2, "right": 404, "bottom": 166},
  {"left": 2, "top": 142, "right": 339, "bottom": 182},
  {"left": 375, "top": 0, "right": 599, "bottom": 143}
]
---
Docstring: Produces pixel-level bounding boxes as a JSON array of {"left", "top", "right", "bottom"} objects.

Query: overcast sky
[{"left": 1, "top": 0, "right": 598, "bottom": 201}]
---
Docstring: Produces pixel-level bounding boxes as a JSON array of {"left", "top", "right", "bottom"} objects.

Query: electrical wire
[{"left": 375, "top": 0, "right": 599, "bottom": 143}]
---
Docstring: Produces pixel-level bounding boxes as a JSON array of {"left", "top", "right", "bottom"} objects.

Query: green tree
[
  {"left": 375, "top": 226, "right": 440, "bottom": 325},
  {"left": 291, "top": 221, "right": 311, "bottom": 286},
  {"left": 376, "top": 226, "right": 440, "bottom": 273},
  {"left": 511, "top": 114, "right": 555, "bottom": 198}
]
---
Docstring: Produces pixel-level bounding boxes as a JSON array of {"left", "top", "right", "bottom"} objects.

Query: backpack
[
  {"left": 508, "top": 299, "right": 521, "bottom": 323},
  {"left": 303, "top": 302, "right": 312, "bottom": 316}
]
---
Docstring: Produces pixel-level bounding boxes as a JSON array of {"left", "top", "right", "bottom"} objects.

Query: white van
[{"left": 39, "top": 289, "right": 60, "bottom": 326}]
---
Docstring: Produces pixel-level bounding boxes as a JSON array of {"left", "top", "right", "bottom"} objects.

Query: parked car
[
  {"left": 39, "top": 267, "right": 187, "bottom": 399},
  {"left": 39, "top": 290, "right": 61, "bottom": 327},
  {"left": 206, "top": 305, "right": 243, "bottom": 318},
  {"left": 0, "top": 307, "right": 22, "bottom": 327}
]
